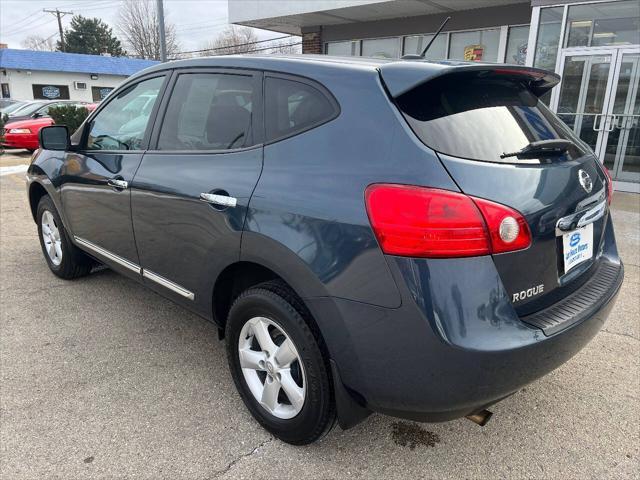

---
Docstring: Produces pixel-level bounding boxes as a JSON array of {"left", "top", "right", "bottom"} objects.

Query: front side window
[
  {"left": 265, "top": 77, "right": 337, "bottom": 142},
  {"left": 86, "top": 76, "right": 164, "bottom": 151},
  {"left": 397, "top": 72, "right": 591, "bottom": 163},
  {"left": 158, "top": 73, "right": 254, "bottom": 151}
]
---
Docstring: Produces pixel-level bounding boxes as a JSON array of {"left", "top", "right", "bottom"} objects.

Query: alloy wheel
[
  {"left": 238, "top": 316, "right": 306, "bottom": 419},
  {"left": 41, "top": 210, "right": 62, "bottom": 266}
]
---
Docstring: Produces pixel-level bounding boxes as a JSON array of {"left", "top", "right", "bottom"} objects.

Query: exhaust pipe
[{"left": 465, "top": 409, "right": 493, "bottom": 426}]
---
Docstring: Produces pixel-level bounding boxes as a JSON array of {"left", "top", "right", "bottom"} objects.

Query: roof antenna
[
  {"left": 402, "top": 16, "right": 451, "bottom": 60},
  {"left": 420, "top": 16, "right": 451, "bottom": 57}
]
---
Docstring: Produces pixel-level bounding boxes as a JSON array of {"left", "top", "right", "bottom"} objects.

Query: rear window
[{"left": 396, "top": 72, "right": 590, "bottom": 162}]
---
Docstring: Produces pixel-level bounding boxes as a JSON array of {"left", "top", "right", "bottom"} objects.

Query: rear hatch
[{"left": 380, "top": 62, "right": 611, "bottom": 314}]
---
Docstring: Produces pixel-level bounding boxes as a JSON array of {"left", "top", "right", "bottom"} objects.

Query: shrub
[{"left": 48, "top": 105, "right": 90, "bottom": 134}]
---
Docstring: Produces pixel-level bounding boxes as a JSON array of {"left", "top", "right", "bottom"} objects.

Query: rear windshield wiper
[{"left": 500, "top": 139, "right": 574, "bottom": 159}]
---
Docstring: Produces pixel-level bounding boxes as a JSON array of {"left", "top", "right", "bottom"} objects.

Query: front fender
[{"left": 26, "top": 150, "right": 70, "bottom": 230}]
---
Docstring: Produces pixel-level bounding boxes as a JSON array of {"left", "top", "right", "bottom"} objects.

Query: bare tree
[
  {"left": 268, "top": 40, "right": 301, "bottom": 54},
  {"left": 21, "top": 34, "right": 56, "bottom": 51},
  {"left": 117, "top": 0, "right": 180, "bottom": 60},
  {"left": 199, "top": 26, "right": 258, "bottom": 56}
]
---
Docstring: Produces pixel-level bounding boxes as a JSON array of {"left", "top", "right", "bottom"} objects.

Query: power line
[
  {"left": 171, "top": 34, "right": 295, "bottom": 57},
  {"left": 169, "top": 41, "right": 302, "bottom": 60}
]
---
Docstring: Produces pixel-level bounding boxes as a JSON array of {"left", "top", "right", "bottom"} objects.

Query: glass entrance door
[
  {"left": 602, "top": 51, "right": 639, "bottom": 182},
  {"left": 555, "top": 47, "right": 640, "bottom": 184}
]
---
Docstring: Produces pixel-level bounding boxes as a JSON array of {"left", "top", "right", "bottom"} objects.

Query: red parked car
[{"left": 2, "top": 103, "right": 97, "bottom": 152}]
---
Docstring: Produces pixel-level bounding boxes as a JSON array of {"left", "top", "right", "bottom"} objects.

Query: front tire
[
  {"left": 226, "top": 281, "right": 336, "bottom": 445},
  {"left": 36, "top": 195, "right": 92, "bottom": 279}
]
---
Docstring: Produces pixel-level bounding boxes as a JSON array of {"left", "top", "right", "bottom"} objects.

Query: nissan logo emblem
[{"left": 578, "top": 169, "right": 593, "bottom": 193}]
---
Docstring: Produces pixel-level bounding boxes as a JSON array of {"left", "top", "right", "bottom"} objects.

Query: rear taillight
[
  {"left": 365, "top": 184, "right": 531, "bottom": 258},
  {"left": 471, "top": 197, "right": 532, "bottom": 254}
]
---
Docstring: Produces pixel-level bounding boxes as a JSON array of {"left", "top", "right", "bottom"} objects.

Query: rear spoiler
[{"left": 379, "top": 61, "right": 561, "bottom": 98}]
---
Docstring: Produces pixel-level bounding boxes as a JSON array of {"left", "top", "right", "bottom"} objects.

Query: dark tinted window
[
  {"left": 158, "top": 73, "right": 254, "bottom": 151},
  {"left": 396, "top": 72, "right": 590, "bottom": 162},
  {"left": 265, "top": 77, "right": 336, "bottom": 141}
]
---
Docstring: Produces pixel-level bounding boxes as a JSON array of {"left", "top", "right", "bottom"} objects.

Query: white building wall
[{"left": 1, "top": 69, "right": 128, "bottom": 101}]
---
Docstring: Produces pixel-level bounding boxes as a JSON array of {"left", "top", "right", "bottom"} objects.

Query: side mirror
[
  {"left": 32, "top": 112, "right": 41, "bottom": 118},
  {"left": 39, "top": 125, "right": 70, "bottom": 151}
]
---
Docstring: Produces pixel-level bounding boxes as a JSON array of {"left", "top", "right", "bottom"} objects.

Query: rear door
[
  {"left": 386, "top": 67, "right": 610, "bottom": 314},
  {"left": 131, "top": 69, "right": 263, "bottom": 317}
]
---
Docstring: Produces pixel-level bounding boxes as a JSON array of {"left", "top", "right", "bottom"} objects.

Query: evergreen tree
[{"left": 58, "top": 15, "right": 125, "bottom": 56}]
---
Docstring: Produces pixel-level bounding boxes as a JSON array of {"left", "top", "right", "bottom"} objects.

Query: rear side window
[
  {"left": 265, "top": 77, "right": 337, "bottom": 142},
  {"left": 158, "top": 73, "right": 254, "bottom": 151},
  {"left": 396, "top": 72, "right": 590, "bottom": 162}
]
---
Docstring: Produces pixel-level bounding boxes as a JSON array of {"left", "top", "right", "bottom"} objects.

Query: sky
[{"left": 0, "top": 0, "right": 290, "bottom": 53}]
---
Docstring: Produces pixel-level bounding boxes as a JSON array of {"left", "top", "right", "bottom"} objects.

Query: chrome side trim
[
  {"left": 74, "top": 236, "right": 141, "bottom": 274},
  {"left": 142, "top": 269, "right": 195, "bottom": 300}
]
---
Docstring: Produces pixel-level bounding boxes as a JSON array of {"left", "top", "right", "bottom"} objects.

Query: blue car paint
[{"left": 26, "top": 55, "right": 623, "bottom": 429}]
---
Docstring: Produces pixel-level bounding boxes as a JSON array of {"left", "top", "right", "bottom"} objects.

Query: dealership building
[
  {"left": 230, "top": 0, "right": 639, "bottom": 192},
  {"left": 0, "top": 48, "right": 157, "bottom": 103}
]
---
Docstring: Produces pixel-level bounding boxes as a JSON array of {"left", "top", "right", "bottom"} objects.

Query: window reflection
[{"left": 565, "top": 0, "right": 640, "bottom": 47}]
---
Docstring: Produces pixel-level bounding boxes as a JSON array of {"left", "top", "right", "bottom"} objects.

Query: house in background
[
  {"left": 0, "top": 47, "right": 157, "bottom": 103},
  {"left": 229, "top": 0, "right": 640, "bottom": 192}
]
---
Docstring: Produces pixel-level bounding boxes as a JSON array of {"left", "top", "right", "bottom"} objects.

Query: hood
[{"left": 4, "top": 117, "right": 54, "bottom": 129}]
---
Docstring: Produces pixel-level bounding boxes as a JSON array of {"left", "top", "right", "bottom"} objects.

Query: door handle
[
  {"left": 200, "top": 192, "right": 237, "bottom": 208},
  {"left": 593, "top": 114, "right": 603, "bottom": 131},
  {"left": 107, "top": 178, "right": 128, "bottom": 189}
]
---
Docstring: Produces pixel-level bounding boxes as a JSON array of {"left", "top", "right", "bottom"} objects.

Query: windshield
[
  {"left": 8, "top": 102, "right": 45, "bottom": 116},
  {"left": 1, "top": 102, "right": 27, "bottom": 115},
  {"left": 396, "top": 72, "right": 590, "bottom": 162}
]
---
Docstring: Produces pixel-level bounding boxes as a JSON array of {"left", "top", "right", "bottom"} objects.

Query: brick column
[{"left": 302, "top": 27, "right": 322, "bottom": 54}]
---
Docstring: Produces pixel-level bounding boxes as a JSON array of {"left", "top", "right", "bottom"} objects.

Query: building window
[
  {"left": 361, "top": 37, "right": 400, "bottom": 59},
  {"left": 1, "top": 83, "right": 9, "bottom": 98},
  {"left": 505, "top": 25, "right": 530, "bottom": 65},
  {"left": 325, "top": 40, "right": 359, "bottom": 56},
  {"left": 91, "top": 86, "right": 114, "bottom": 101},
  {"left": 403, "top": 34, "right": 447, "bottom": 60},
  {"left": 533, "top": 6, "right": 564, "bottom": 72},
  {"left": 32, "top": 84, "right": 70, "bottom": 100},
  {"left": 448, "top": 28, "right": 500, "bottom": 62},
  {"left": 565, "top": 0, "right": 640, "bottom": 48}
]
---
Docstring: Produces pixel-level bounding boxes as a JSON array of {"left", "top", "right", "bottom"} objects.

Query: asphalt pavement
[{"left": 1, "top": 150, "right": 638, "bottom": 479}]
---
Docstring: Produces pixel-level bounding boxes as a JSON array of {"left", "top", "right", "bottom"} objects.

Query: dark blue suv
[{"left": 27, "top": 55, "right": 623, "bottom": 445}]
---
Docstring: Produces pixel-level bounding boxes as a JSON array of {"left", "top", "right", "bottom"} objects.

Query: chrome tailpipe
[{"left": 465, "top": 409, "right": 493, "bottom": 426}]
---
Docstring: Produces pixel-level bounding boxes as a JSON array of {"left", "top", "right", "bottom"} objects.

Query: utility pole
[
  {"left": 43, "top": 8, "right": 73, "bottom": 52},
  {"left": 156, "top": 0, "right": 167, "bottom": 62}
]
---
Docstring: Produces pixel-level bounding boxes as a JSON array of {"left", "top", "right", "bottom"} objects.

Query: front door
[
  {"left": 554, "top": 47, "right": 640, "bottom": 187},
  {"left": 60, "top": 74, "right": 167, "bottom": 275},
  {"left": 131, "top": 69, "right": 263, "bottom": 317}
]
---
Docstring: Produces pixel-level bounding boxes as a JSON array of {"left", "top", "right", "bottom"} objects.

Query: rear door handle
[
  {"left": 200, "top": 192, "right": 237, "bottom": 208},
  {"left": 107, "top": 178, "right": 128, "bottom": 189}
]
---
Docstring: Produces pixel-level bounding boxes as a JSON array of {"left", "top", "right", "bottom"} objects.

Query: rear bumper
[{"left": 307, "top": 225, "right": 623, "bottom": 424}]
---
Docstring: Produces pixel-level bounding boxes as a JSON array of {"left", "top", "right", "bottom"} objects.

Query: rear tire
[
  {"left": 36, "top": 195, "right": 92, "bottom": 279},
  {"left": 226, "top": 281, "right": 336, "bottom": 445}
]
